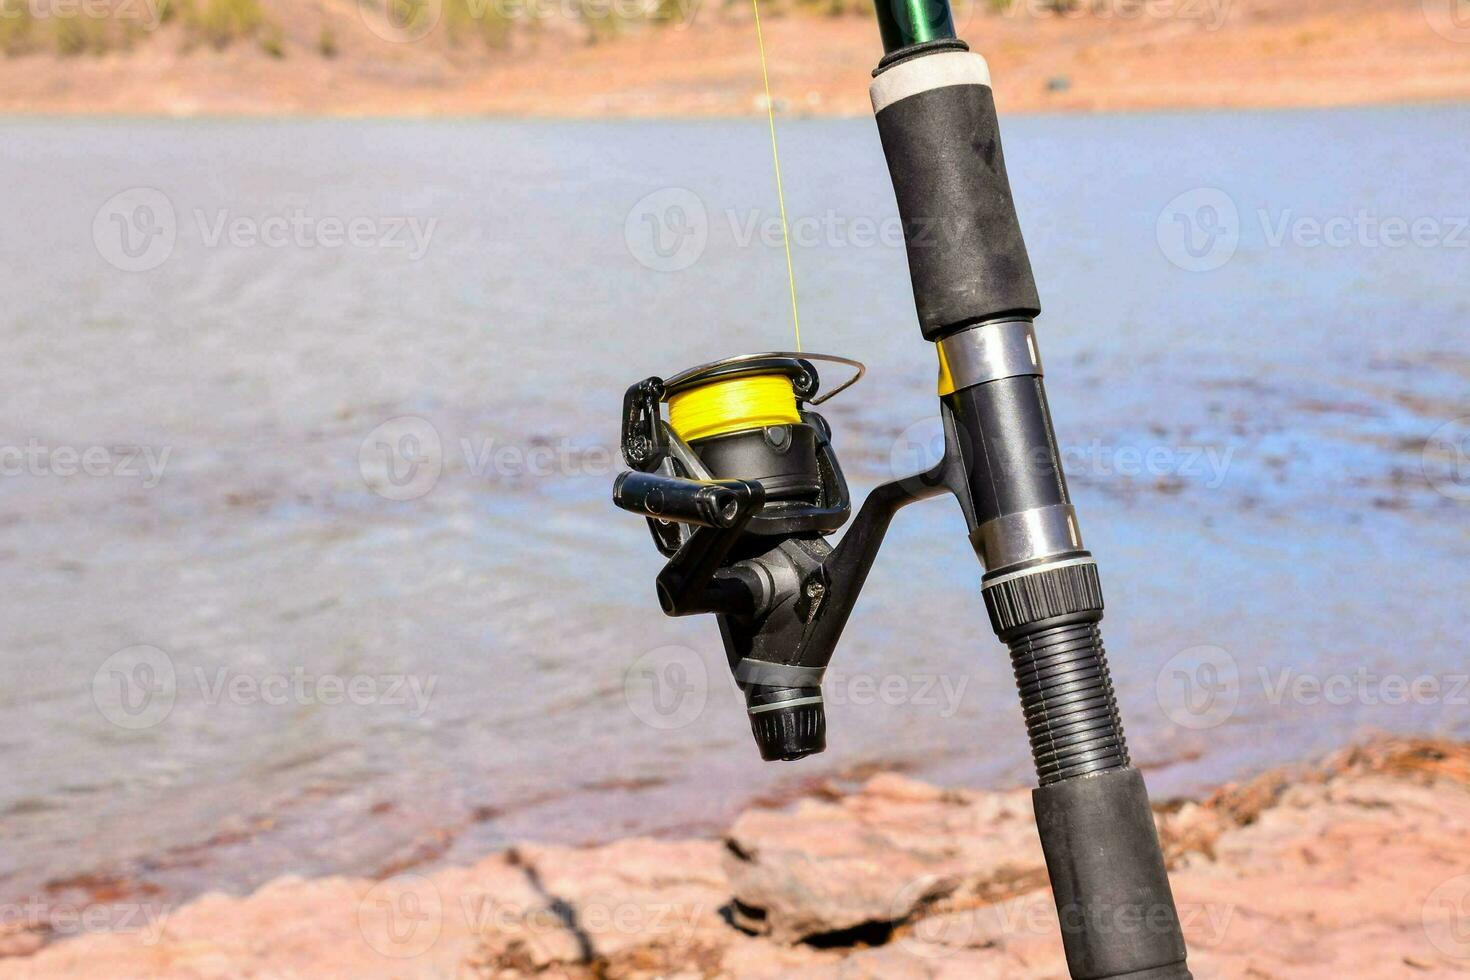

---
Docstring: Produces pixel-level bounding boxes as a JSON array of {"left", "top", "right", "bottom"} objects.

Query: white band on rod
[{"left": 870, "top": 50, "right": 992, "bottom": 114}]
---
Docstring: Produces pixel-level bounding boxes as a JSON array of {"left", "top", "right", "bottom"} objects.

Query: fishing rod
[{"left": 612, "top": 2, "right": 1192, "bottom": 975}]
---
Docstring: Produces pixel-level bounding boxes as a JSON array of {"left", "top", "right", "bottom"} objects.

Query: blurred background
[{"left": 0, "top": 0, "right": 1467, "bottom": 973}]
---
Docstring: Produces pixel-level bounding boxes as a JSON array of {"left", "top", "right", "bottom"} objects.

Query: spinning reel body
[{"left": 615, "top": 353, "right": 934, "bottom": 761}]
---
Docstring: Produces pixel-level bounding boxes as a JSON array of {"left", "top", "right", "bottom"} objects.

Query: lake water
[{"left": 1, "top": 106, "right": 1467, "bottom": 909}]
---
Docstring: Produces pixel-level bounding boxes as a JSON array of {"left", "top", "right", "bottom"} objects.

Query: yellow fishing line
[
  {"left": 751, "top": 0, "right": 802, "bottom": 352},
  {"left": 668, "top": 375, "right": 801, "bottom": 443}
]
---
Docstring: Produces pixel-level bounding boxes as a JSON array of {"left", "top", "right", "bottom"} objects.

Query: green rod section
[{"left": 874, "top": 0, "right": 957, "bottom": 55}]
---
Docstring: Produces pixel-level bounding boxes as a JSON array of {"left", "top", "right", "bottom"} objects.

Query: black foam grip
[
  {"left": 1033, "top": 769, "right": 1192, "bottom": 979},
  {"left": 875, "top": 79, "right": 1040, "bottom": 339}
]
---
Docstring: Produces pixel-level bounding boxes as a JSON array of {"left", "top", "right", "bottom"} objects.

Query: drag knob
[{"left": 748, "top": 696, "right": 826, "bottom": 762}]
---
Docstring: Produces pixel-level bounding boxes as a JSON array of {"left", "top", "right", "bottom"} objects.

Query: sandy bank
[
  {"left": 1, "top": 736, "right": 1467, "bottom": 976},
  {"left": 0, "top": 0, "right": 1468, "bottom": 117}
]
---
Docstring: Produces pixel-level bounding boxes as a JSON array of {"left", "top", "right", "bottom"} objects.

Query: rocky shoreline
[{"left": 1, "top": 736, "right": 1467, "bottom": 977}]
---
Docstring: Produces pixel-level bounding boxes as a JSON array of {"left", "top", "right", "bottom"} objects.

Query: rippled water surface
[{"left": 1, "top": 107, "right": 1467, "bottom": 907}]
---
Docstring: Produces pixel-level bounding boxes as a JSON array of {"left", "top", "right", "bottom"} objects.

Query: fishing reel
[{"left": 614, "top": 352, "right": 940, "bottom": 762}]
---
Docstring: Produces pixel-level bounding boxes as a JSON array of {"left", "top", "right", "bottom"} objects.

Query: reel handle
[{"left": 613, "top": 471, "right": 755, "bottom": 529}]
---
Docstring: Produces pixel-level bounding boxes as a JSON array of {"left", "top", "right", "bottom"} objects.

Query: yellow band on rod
[
  {"left": 668, "top": 374, "right": 801, "bottom": 443},
  {"left": 936, "top": 342, "right": 956, "bottom": 397}
]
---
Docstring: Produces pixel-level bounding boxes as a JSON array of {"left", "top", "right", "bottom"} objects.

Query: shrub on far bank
[
  {"left": 444, "top": 0, "right": 511, "bottom": 49},
  {"left": 184, "top": 0, "right": 266, "bottom": 48},
  {"left": 0, "top": 0, "right": 35, "bottom": 55}
]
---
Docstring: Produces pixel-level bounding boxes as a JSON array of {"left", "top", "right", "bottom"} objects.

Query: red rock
[{"left": 0, "top": 737, "right": 1465, "bottom": 979}]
